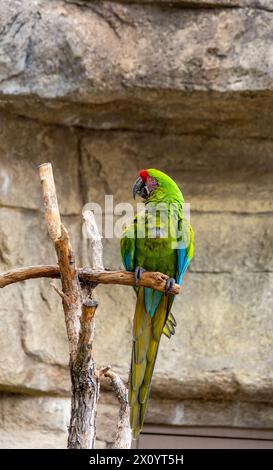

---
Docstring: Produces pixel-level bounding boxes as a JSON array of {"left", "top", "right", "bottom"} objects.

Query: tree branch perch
[
  {"left": 38, "top": 162, "right": 82, "bottom": 362},
  {"left": 38, "top": 162, "right": 99, "bottom": 449},
  {"left": 0, "top": 265, "right": 180, "bottom": 295}
]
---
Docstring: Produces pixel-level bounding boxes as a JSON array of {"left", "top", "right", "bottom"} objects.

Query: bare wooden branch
[
  {"left": 38, "top": 163, "right": 82, "bottom": 362},
  {"left": 101, "top": 368, "right": 131, "bottom": 449},
  {"left": 39, "top": 162, "right": 96, "bottom": 449},
  {"left": 77, "top": 210, "right": 102, "bottom": 448},
  {"left": 38, "top": 163, "right": 62, "bottom": 241},
  {"left": 0, "top": 265, "right": 59, "bottom": 287},
  {"left": 83, "top": 210, "right": 131, "bottom": 449},
  {"left": 68, "top": 299, "right": 99, "bottom": 449},
  {"left": 77, "top": 299, "right": 98, "bottom": 358},
  {"left": 83, "top": 210, "right": 104, "bottom": 270},
  {"left": 50, "top": 282, "right": 67, "bottom": 301},
  {"left": 80, "top": 268, "right": 180, "bottom": 295},
  {"left": 0, "top": 265, "right": 180, "bottom": 295}
]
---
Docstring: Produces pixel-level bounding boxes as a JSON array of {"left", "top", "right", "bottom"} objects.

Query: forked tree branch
[
  {"left": 99, "top": 367, "right": 131, "bottom": 449},
  {"left": 38, "top": 163, "right": 98, "bottom": 449},
  {"left": 38, "top": 163, "right": 82, "bottom": 362},
  {"left": 68, "top": 299, "right": 99, "bottom": 449}
]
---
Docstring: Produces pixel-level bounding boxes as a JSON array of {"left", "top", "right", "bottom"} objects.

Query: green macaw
[{"left": 120, "top": 169, "right": 194, "bottom": 439}]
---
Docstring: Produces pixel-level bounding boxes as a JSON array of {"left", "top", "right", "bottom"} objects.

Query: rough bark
[
  {"left": 38, "top": 163, "right": 82, "bottom": 362},
  {"left": 83, "top": 210, "right": 104, "bottom": 271},
  {"left": 101, "top": 368, "right": 131, "bottom": 449},
  {"left": 0, "top": 265, "right": 180, "bottom": 295},
  {"left": 39, "top": 163, "right": 99, "bottom": 449},
  {"left": 68, "top": 299, "right": 99, "bottom": 449}
]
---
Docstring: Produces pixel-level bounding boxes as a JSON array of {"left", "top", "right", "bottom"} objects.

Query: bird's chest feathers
[{"left": 136, "top": 236, "right": 175, "bottom": 260}]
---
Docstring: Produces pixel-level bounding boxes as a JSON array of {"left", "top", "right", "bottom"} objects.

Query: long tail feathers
[{"left": 129, "top": 287, "right": 170, "bottom": 439}]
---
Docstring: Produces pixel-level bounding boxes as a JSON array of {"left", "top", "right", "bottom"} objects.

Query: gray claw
[
  {"left": 165, "top": 277, "right": 176, "bottom": 295},
  {"left": 134, "top": 266, "right": 145, "bottom": 285}
]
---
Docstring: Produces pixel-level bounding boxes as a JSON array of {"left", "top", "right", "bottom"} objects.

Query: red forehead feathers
[{"left": 139, "top": 169, "right": 148, "bottom": 181}]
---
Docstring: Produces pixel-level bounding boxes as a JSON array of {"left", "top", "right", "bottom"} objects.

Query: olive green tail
[{"left": 129, "top": 287, "right": 170, "bottom": 439}]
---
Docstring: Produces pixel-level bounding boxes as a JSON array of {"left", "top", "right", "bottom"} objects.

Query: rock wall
[{"left": 0, "top": 0, "right": 273, "bottom": 448}]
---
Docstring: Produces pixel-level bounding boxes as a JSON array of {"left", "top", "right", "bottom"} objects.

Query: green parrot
[{"left": 120, "top": 169, "right": 194, "bottom": 439}]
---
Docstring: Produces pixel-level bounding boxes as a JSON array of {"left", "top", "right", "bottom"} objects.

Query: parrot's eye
[
  {"left": 147, "top": 176, "right": 158, "bottom": 192},
  {"left": 133, "top": 175, "right": 158, "bottom": 200}
]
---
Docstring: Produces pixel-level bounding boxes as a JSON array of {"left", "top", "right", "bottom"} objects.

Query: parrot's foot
[
  {"left": 134, "top": 266, "right": 146, "bottom": 285},
  {"left": 165, "top": 277, "right": 176, "bottom": 295}
]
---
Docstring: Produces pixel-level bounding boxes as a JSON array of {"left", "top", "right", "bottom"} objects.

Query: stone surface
[
  {"left": 0, "top": 275, "right": 70, "bottom": 395},
  {"left": 0, "top": 113, "right": 81, "bottom": 214},
  {"left": 1, "top": 1, "right": 273, "bottom": 136},
  {"left": 0, "top": 395, "right": 70, "bottom": 448},
  {"left": 2, "top": 392, "right": 273, "bottom": 448},
  {"left": 96, "top": 1, "right": 273, "bottom": 6},
  {"left": 146, "top": 398, "right": 273, "bottom": 428},
  {"left": 96, "top": 211, "right": 273, "bottom": 274},
  {"left": 97, "top": 392, "right": 273, "bottom": 448},
  {"left": 0, "top": 119, "right": 270, "bottom": 399},
  {"left": 191, "top": 213, "right": 273, "bottom": 273},
  {"left": 0, "top": 114, "right": 83, "bottom": 394},
  {"left": 92, "top": 272, "right": 273, "bottom": 403},
  {"left": 80, "top": 132, "right": 273, "bottom": 213},
  {"left": 1, "top": 0, "right": 273, "bottom": 97},
  {"left": 0, "top": 205, "right": 82, "bottom": 393},
  {"left": 154, "top": 272, "right": 273, "bottom": 402},
  {"left": 79, "top": 130, "right": 273, "bottom": 404}
]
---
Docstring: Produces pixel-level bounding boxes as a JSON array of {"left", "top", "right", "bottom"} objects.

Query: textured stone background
[{"left": 0, "top": 0, "right": 273, "bottom": 448}]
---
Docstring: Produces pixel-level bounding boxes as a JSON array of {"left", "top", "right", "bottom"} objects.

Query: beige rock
[
  {"left": 1, "top": 0, "right": 273, "bottom": 96},
  {"left": 0, "top": 288, "right": 26, "bottom": 390},
  {"left": 79, "top": 129, "right": 273, "bottom": 405},
  {"left": 153, "top": 272, "right": 273, "bottom": 402},
  {"left": 0, "top": 114, "right": 81, "bottom": 214},
  {"left": 2, "top": 392, "right": 273, "bottom": 449},
  {"left": 145, "top": 397, "right": 273, "bottom": 428},
  {"left": 1, "top": 121, "right": 273, "bottom": 434},
  {"left": 0, "top": 207, "right": 84, "bottom": 393},
  {"left": 90, "top": 272, "right": 273, "bottom": 403},
  {"left": 0, "top": 430, "right": 66, "bottom": 449},
  {"left": 191, "top": 213, "right": 273, "bottom": 273},
  {"left": 102, "top": 211, "right": 273, "bottom": 275},
  {"left": 0, "top": 208, "right": 82, "bottom": 360},
  {"left": 0, "top": 1, "right": 273, "bottom": 137},
  {"left": 93, "top": 1, "right": 272, "bottom": 6},
  {"left": 93, "top": 284, "right": 133, "bottom": 374},
  {"left": 90, "top": 211, "right": 273, "bottom": 275},
  {"left": 95, "top": 391, "right": 273, "bottom": 446},
  {"left": 0, "top": 395, "right": 70, "bottom": 448},
  {"left": 80, "top": 132, "right": 273, "bottom": 213},
  {"left": 0, "top": 279, "right": 70, "bottom": 394}
]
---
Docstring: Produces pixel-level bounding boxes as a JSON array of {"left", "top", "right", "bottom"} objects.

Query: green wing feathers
[{"left": 129, "top": 287, "right": 171, "bottom": 439}]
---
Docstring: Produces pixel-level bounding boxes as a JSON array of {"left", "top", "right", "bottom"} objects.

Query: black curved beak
[{"left": 132, "top": 176, "right": 148, "bottom": 200}]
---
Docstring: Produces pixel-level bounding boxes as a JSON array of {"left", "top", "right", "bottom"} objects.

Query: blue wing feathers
[
  {"left": 176, "top": 247, "right": 189, "bottom": 285},
  {"left": 123, "top": 251, "right": 132, "bottom": 271},
  {"left": 144, "top": 288, "right": 162, "bottom": 318}
]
